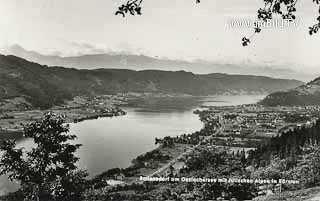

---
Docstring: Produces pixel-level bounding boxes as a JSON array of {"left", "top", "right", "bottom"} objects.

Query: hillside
[
  {"left": 253, "top": 186, "right": 320, "bottom": 201},
  {"left": 0, "top": 54, "right": 303, "bottom": 109},
  {"left": 260, "top": 77, "right": 320, "bottom": 106}
]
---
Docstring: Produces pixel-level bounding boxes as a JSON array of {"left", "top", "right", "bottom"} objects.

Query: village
[{"left": 97, "top": 103, "right": 320, "bottom": 186}]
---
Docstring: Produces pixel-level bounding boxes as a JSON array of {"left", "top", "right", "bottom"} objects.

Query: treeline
[
  {"left": 247, "top": 119, "right": 320, "bottom": 167},
  {"left": 155, "top": 133, "right": 203, "bottom": 146},
  {"left": 156, "top": 110, "right": 220, "bottom": 147},
  {"left": 283, "top": 112, "right": 311, "bottom": 123},
  {"left": 132, "top": 149, "right": 171, "bottom": 165}
]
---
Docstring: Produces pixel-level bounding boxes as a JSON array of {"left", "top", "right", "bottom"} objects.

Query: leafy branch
[
  {"left": 241, "top": 0, "right": 301, "bottom": 46},
  {"left": 115, "top": 0, "right": 143, "bottom": 17},
  {"left": 115, "top": 0, "right": 200, "bottom": 17},
  {"left": 115, "top": 0, "right": 320, "bottom": 46}
]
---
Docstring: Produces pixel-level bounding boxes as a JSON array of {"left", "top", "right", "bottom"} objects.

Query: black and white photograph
[{"left": 1, "top": 0, "right": 320, "bottom": 200}]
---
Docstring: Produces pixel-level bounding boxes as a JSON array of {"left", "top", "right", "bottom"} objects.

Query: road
[{"left": 148, "top": 112, "right": 224, "bottom": 177}]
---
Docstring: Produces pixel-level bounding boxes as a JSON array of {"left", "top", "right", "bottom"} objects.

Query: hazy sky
[{"left": 0, "top": 0, "right": 320, "bottom": 73}]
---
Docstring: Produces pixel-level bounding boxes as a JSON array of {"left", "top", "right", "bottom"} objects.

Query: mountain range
[
  {"left": 0, "top": 54, "right": 303, "bottom": 109},
  {"left": 1, "top": 45, "right": 315, "bottom": 82}
]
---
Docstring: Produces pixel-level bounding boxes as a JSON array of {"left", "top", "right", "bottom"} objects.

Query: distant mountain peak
[
  {"left": 7, "top": 44, "right": 25, "bottom": 51},
  {"left": 1, "top": 44, "right": 315, "bottom": 82}
]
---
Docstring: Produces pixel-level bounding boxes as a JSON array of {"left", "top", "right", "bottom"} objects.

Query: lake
[{"left": 0, "top": 95, "right": 265, "bottom": 194}]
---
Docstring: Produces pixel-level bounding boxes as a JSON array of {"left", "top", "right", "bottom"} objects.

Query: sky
[{"left": 0, "top": 0, "right": 320, "bottom": 74}]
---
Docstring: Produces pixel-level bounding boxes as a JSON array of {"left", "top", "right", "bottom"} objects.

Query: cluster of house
[{"left": 212, "top": 104, "right": 320, "bottom": 139}]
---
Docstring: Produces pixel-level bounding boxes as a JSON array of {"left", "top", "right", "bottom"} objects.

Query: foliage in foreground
[
  {"left": 3, "top": 110, "right": 320, "bottom": 200},
  {"left": 85, "top": 146, "right": 257, "bottom": 201},
  {"left": 115, "top": 0, "right": 320, "bottom": 46},
  {"left": 249, "top": 121, "right": 320, "bottom": 191},
  {"left": 0, "top": 112, "right": 88, "bottom": 201}
]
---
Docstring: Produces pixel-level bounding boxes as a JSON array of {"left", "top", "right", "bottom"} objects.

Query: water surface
[{"left": 0, "top": 95, "right": 266, "bottom": 194}]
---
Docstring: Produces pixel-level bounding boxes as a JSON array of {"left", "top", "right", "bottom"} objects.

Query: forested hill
[
  {"left": 0, "top": 54, "right": 302, "bottom": 108},
  {"left": 260, "top": 77, "right": 320, "bottom": 106}
]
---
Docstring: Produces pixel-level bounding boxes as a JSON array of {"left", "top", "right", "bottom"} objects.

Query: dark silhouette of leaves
[
  {"left": 309, "top": 24, "right": 320, "bottom": 35},
  {"left": 115, "top": 0, "right": 143, "bottom": 17},
  {"left": 242, "top": 37, "right": 251, "bottom": 46},
  {"left": 115, "top": 10, "right": 125, "bottom": 18},
  {"left": 254, "top": 26, "right": 262, "bottom": 33},
  {"left": 0, "top": 112, "right": 88, "bottom": 201},
  {"left": 115, "top": 0, "right": 320, "bottom": 46}
]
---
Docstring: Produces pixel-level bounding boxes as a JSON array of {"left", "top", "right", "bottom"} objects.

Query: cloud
[
  {"left": 68, "top": 41, "right": 109, "bottom": 55},
  {"left": 66, "top": 41, "right": 145, "bottom": 56}
]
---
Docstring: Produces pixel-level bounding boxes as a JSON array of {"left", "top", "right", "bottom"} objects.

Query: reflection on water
[
  {"left": 0, "top": 95, "right": 266, "bottom": 194},
  {"left": 199, "top": 95, "right": 266, "bottom": 106}
]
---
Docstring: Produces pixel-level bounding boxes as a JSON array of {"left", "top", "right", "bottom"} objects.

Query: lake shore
[
  {"left": 91, "top": 110, "right": 212, "bottom": 187},
  {"left": 0, "top": 95, "right": 127, "bottom": 137},
  {"left": 0, "top": 94, "right": 267, "bottom": 189},
  {"left": 91, "top": 143, "right": 193, "bottom": 186}
]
